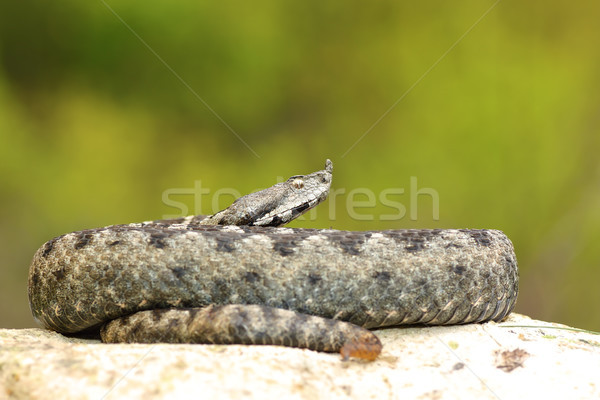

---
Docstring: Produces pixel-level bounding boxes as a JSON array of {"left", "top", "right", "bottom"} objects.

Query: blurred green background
[{"left": 1, "top": 1, "right": 599, "bottom": 331}]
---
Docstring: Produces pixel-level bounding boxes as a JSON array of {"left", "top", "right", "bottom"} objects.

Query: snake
[{"left": 28, "top": 160, "right": 519, "bottom": 361}]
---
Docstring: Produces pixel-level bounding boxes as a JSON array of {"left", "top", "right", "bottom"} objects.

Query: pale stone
[{"left": 1, "top": 314, "right": 598, "bottom": 399}]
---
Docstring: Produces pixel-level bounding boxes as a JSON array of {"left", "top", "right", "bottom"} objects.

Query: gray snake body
[{"left": 28, "top": 160, "right": 518, "bottom": 360}]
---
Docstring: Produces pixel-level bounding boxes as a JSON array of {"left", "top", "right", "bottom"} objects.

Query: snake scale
[{"left": 28, "top": 160, "right": 518, "bottom": 361}]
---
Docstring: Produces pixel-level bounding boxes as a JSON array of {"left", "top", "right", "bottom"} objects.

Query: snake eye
[{"left": 291, "top": 178, "right": 304, "bottom": 189}]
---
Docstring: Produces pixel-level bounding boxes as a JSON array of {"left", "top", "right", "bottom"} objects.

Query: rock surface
[{"left": 1, "top": 313, "right": 598, "bottom": 400}]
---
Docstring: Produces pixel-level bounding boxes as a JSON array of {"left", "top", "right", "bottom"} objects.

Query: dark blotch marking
[
  {"left": 244, "top": 271, "right": 260, "bottom": 283},
  {"left": 186, "top": 308, "right": 200, "bottom": 320},
  {"left": 373, "top": 271, "right": 391, "bottom": 282},
  {"left": 75, "top": 232, "right": 93, "bottom": 250},
  {"left": 30, "top": 271, "right": 39, "bottom": 288},
  {"left": 213, "top": 278, "right": 232, "bottom": 299},
  {"left": 405, "top": 243, "right": 425, "bottom": 252},
  {"left": 151, "top": 217, "right": 186, "bottom": 226},
  {"left": 170, "top": 267, "right": 186, "bottom": 279},
  {"left": 452, "top": 265, "right": 466, "bottom": 275},
  {"left": 167, "top": 318, "right": 180, "bottom": 331},
  {"left": 186, "top": 215, "right": 209, "bottom": 228},
  {"left": 238, "top": 225, "right": 256, "bottom": 234},
  {"left": 332, "top": 233, "right": 365, "bottom": 255},
  {"left": 42, "top": 237, "right": 61, "bottom": 258},
  {"left": 307, "top": 272, "right": 321, "bottom": 285},
  {"left": 108, "top": 240, "right": 121, "bottom": 247},
  {"left": 237, "top": 308, "right": 250, "bottom": 321},
  {"left": 231, "top": 308, "right": 253, "bottom": 338},
  {"left": 216, "top": 237, "right": 236, "bottom": 252},
  {"left": 152, "top": 309, "right": 164, "bottom": 322},
  {"left": 339, "top": 240, "right": 361, "bottom": 255},
  {"left": 382, "top": 230, "right": 438, "bottom": 253},
  {"left": 149, "top": 232, "right": 168, "bottom": 249},
  {"left": 52, "top": 265, "right": 66, "bottom": 281},
  {"left": 273, "top": 239, "right": 297, "bottom": 256},
  {"left": 464, "top": 229, "right": 492, "bottom": 247},
  {"left": 405, "top": 231, "right": 427, "bottom": 253}
]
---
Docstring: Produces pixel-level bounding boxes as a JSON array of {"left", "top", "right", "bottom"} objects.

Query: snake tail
[{"left": 100, "top": 304, "right": 382, "bottom": 361}]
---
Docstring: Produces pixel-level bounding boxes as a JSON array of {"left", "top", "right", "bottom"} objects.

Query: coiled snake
[{"left": 28, "top": 160, "right": 518, "bottom": 360}]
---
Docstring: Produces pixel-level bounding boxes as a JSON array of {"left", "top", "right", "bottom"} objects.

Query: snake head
[{"left": 206, "top": 159, "right": 333, "bottom": 227}]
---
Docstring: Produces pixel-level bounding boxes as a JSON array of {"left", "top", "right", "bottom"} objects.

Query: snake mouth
[{"left": 251, "top": 194, "right": 324, "bottom": 227}]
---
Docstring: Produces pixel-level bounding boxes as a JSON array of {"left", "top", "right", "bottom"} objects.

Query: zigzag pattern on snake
[{"left": 28, "top": 160, "right": 518, "bottom": 361}]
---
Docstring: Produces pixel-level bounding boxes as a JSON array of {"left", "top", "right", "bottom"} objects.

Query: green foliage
[{"left": 1, "top": 1, "right": 599, "bottom": 330}]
